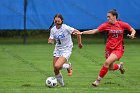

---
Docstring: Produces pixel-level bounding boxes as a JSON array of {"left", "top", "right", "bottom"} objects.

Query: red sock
[
  {"left": 113, "top": 64, "right": 119, "bottom": 70},
  {"left": 99, "top": 66, "right": 108, "bottom": 78}
]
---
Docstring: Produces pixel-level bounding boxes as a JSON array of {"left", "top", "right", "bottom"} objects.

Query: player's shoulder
[
  {"left": 101, "top": 22, "right": 109, "bottom": 25},
  {"left": 50, "top": 26, "right": 56, "bottom": 32},
  {"left": 100, "top": 22, "right": 110, "bottom": 27},
  {"left": 117, "top": 20, "right": 126, "bottom": 24},
  {"left": 62, "top": 24, "right": 69, "bottom": 28},
  {"left": 62, "top": 24, "right": 74, "bottom": 29},
  {"left": 51, "top": 26, "right": 55, "bottom": 29},
  {"left": 117, "top": 20, "right": 130, "bottom": 27}
]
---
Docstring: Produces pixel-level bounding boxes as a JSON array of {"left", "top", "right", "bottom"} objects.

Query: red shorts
[{"left": 105, "top": 46, "right": 124, "bottom": 59}]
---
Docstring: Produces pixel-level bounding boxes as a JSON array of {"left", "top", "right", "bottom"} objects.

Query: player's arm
[
  {"left": 81, "top": 29, "right": 99, "bottom": 35},
  {"left": 48, "top": 29, "right": 55, "bottom": 44},
  {"left": 48, "top": 38, "right": 55, "bottom": 44},
  {"left": 127, "top": 27, "right": 136, "bottom": 39},
  {"left": 122, "top": 22, "right": 136, "bottom": 39},
  {"left": 73, "top": 29, "right": 83, "bottom": 49},
  {"left": 74, "top": 29, "right": 100, "bottom": 35}
]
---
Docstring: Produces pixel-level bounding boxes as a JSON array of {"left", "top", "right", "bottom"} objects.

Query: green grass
[{"left": 0, "top": 38, "right": 140, "bottom": 93}]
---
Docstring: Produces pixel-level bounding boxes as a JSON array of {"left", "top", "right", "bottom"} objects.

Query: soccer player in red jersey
[{"left": 74, "top": 9, "right": 136, "bottom": 86}]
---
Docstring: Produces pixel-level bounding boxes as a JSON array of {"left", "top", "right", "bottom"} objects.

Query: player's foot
[
  {"left": 67, "top": 63, "right": 72, "bottom": 76},
  {"left": 92, "top": 80, "right": 100, "bottom": 87},
  {"left": 57, "top": 78, "right": 64, "bottom": 87},
  {"left": 119, "top": 62, "right": 125, "bottom": 74},
  {"left": 56, "top": 74, "right": 64, "bottom": 86}
]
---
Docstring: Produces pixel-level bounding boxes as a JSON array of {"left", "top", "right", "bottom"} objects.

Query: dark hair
[
  {"left": 108, "top": 9, "right": 118, "bottom": 19},
  {"left": 54, "top": 13, "right": 64, "bottom": 21}
]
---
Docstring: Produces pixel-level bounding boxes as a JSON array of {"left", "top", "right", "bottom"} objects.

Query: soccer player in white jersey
[{"left": 48, "top": 14, "right": 83, "bottom": 86}]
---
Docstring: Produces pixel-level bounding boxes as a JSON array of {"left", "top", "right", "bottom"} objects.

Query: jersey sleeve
[
  {"left": 49, "top": 29, "right": 54, "bottom": 39},
  {"left": 97, "top": 23, "right": 108, "bottom": 32},
  {"left": 121, "top": 21, "right": 132, "bottom": 31},
  {"left": 65, "top": 25, "right": 75, "bottom": 34}
]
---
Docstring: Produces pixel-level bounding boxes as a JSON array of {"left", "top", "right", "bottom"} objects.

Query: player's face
[
  {"left": 107, "top": 13, "right": 116, "bottom": 24},
  {"left": 54, "top": 17, "right": 63, "bottom": 26}
]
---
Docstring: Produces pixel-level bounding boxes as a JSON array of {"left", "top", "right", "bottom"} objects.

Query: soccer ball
[{"left": 46, "top": 77, "right": 57, "bottom": 88}]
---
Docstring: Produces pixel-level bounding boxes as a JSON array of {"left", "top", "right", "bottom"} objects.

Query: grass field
[{"left": 0, "top": 38, "right": 140, "bottom": 93}]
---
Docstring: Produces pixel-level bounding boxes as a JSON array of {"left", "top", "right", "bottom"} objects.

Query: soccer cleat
[
  {"left": 56, "top": 74, "right": 65, "bottom": 87},
  {"left": 67, "top": 63, "right": 72, "bottom": 76},
  {"left": 92, "top": 80, "right": 100, "bottom": 87},
  {"left": 57, "top": 78, "right": 64, "bottom": 87},
  {"left": 119, "top": 62, "right": 125, "bottom": 74}
]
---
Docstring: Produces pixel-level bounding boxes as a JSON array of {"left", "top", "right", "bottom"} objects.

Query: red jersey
[{"left": 98, "top": 21, "right": 132, "bottom": 49}]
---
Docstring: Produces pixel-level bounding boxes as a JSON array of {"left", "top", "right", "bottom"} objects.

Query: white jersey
[{"left": 49, "top": 24, "right": 75, "bottom": 50}]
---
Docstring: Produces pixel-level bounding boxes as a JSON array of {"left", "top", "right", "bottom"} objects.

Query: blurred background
[
  {"left": 0, "top": 1, "right": 140, "bottom": 93},
  {"left": 0, "top": 0, "right": 140, "bottom": 43}
]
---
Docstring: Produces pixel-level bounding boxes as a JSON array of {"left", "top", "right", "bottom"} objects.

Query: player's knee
[
  {"left": 104, "top": 61, "right": 110, "bottom": 68},
  {"left": 109, "top": 67, "right": 114, "bottom": 70},
  {"left": 109, "top": 65, "right": 114, "bottom": 70},
  {"left": 54, "top": 64, "right": 61, "bottom": 70}
]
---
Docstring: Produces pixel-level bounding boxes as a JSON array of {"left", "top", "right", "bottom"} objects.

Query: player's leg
[
  {"left": 53, "top": 57, "right": 59, "bottom": 75},
  {"left": 92, "top": 53, "right": 118, "bottom": 86},
  {"left": 109, "top": 62, "right": 125, "bottom": 74},
  {"left": 119, "top": 62, "right": 125, "bottom": 74},
  {"left": 109, "top": 50, "right": 125, "bottom": 74},
  {"left": 62, "top": 62, "right": 72, "bottom": 76},
  {"left": 62, "top": 62, "right": 71, "bottom": 69},
  {"left": 54, "top": 56, "right": 67, "bottom": 71},
  {"left": 109, "top": 62, "right": 119, "bottom": 70},
  {"left": 67, "top": 62, "right": 72, "bottom": 76},
  {"left": 53, "top": 57, "right": 63, "bottom": 86},
  {"left": 54, "top": 56, "right": 66, "bottom": 86},
  {"left": 61, "top": 49, "right": 73, "bottom": 76}
]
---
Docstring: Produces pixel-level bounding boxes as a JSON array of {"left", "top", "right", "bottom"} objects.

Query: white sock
[
  {"left": 62, "top": 63, "right": 70, "bottom": 69},
  {"left": 118, "top": 64, "right": 121, "bottom": 69},
  {"left": 55, "top": 73, "right": 64, "bottom": 86},
  {"left": 97, "top": 76, "right": 103, "bottom": 81}
]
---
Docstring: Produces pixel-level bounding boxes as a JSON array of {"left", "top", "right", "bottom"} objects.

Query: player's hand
[
  {"left": 127, "top": 34, "right": 136, "bottom": 39},
  {"left": 78, "top": 43, "right": 83, "bottom": 49},
  {"left": 73, "top": 31, "right": 83, "bottom": 35},
  {"left": 48, "top": 38, "right": 55, "bottom": 44}
]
